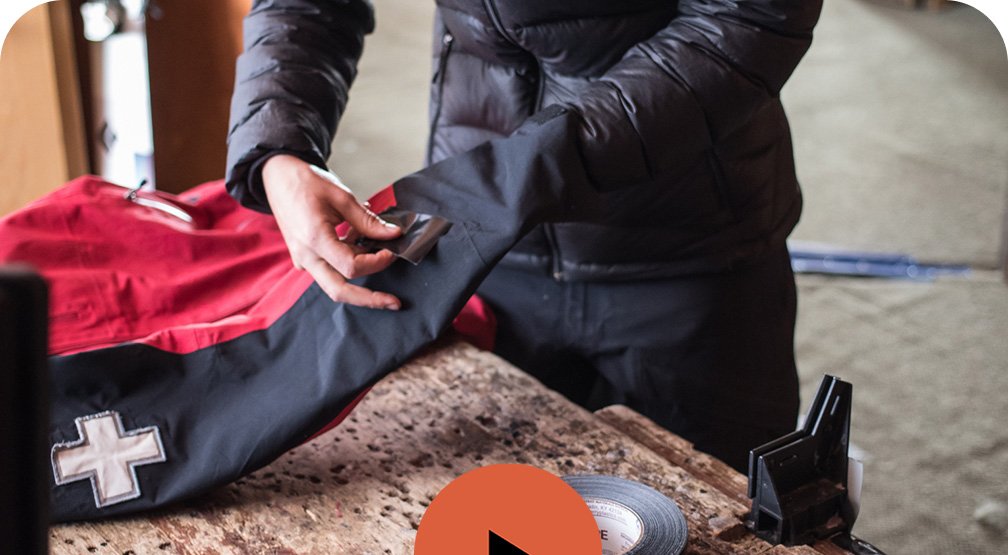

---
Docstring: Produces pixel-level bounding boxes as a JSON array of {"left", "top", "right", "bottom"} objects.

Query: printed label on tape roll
[{"left": 585, "top": 497, "right": 644, "bottom": 555}]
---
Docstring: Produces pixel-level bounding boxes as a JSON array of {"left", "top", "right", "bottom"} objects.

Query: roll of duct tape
[{"left": 563, "top": 475, "right": 688, "bottom": 555}]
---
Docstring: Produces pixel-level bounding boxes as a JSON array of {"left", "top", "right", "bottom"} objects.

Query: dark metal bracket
[{"left": 747, "top": 375, "right": 885, "bottom": 554}]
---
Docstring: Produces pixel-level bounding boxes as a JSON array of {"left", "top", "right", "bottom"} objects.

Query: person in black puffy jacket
[{"left": 226, "top": 0, "right": 823, "bottom": 471}]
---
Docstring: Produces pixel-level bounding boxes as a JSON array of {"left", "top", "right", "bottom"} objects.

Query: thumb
[
  {"left": 307, "top": 165, "right": 402, "bottom": 240},
  {"left": 341, "top": 200, "right": 403, "bottom": 240}
]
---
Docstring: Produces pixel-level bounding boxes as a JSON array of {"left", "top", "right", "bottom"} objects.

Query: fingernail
[
  {"left": 384, "top": 303, "right": 400, "bottom": 311},
  {"left": 381, "top": 220, "right": 399, "bottom": 229}
]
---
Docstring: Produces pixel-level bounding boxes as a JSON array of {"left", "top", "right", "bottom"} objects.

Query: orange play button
[
  {"left": 489, "top": 530, "right": 529, "bottom": 554},
  {"left": 414, "top": 464, "right": 602, "bottom": 554}
]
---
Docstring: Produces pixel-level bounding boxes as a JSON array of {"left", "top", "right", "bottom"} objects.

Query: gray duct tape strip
[
  {"left": 564, "top": 475, "right": 688, "bottom": 555},
  {"left": 358, "top": 208, "right": 452, "bottom": 265}
]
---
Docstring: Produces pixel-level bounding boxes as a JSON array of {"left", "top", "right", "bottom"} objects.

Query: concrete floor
[
  {"left": 329, "top": 1, "right": 1008, "bottom": 553},
  {"left": 787, "top": 3, "right": 1008, "bottom": 554},
  {"left": 784, "top": 0, "right": 1008, "bottom": 268}
]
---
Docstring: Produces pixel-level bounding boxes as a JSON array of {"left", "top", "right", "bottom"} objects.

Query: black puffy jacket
[{"left": 227, "top": 0, "right": 822, "bottom": 281}]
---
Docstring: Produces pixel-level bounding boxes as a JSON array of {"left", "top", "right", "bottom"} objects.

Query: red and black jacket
[{"left": 4, "top": 111, "right": 582, "bottom": 521}]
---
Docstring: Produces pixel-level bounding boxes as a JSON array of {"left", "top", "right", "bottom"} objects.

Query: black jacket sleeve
[
  {"left": 226, "top": 0, "right": 375, "bottom": 213},
  {"left": 561, "top": 0, "right": 823, "bottom": 191}
]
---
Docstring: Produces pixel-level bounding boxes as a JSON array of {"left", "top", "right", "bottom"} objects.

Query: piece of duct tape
[
  {"left": 563, "top": 475, "right": 688, "bottom": 555},
  {"left": 357, "top": 208, "right": 452, "bottom": 265}
]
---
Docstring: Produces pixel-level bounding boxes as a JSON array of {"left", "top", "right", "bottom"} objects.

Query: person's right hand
[{"left": 262, "top": 154, "right": 404, "bottom": 310}]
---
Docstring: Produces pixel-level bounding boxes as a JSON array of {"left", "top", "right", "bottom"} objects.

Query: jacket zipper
[
  {"left": 426, "top": 32, "right": 454, "bottom": 166},
  {"left": 483, "top": 0, "right": 516, "bottom": 45},
  {"left": 533, "top": 70, "right": 564, "bottom": 280},
  {"left": 484, "top": 0, "right": 563, "bottom": 279}
]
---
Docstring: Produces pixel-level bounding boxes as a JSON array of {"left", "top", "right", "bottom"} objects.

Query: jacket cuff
[{"left": 226, "top": 148, "right": 327, "bottom": 214}]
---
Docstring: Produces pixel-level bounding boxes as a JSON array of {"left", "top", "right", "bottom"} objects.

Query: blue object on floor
[{"left": 787, "top": 241, "right": 972, "bottom": 281}]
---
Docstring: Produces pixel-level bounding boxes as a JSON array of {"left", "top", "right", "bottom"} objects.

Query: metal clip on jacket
[{"left": 123, "top": 180, "right": 196, "bottom": 225}]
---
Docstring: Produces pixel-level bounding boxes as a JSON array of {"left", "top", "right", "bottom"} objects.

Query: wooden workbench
[{"left": 50, "top": 341, "right": 848, "bottom": 554}]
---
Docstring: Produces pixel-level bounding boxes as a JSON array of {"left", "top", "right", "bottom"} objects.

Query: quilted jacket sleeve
[
  {"left": 226, "top": 0, "right": 375, "bottom": 213},
  {"left": 564, "top": 0, "right": 823, "bottom": 191}
]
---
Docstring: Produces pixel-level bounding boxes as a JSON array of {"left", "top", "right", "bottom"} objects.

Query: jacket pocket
[{"left": 706, "top": 149, "right": 739, "bottom": 222}]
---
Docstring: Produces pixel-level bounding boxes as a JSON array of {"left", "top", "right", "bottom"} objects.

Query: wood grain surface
[{"left": 50, "top": 341, "right": 839, "bottom": 554}]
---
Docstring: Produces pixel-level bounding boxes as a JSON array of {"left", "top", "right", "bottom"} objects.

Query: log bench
[{"left": 50, "top": 341, "right": 851, "bottom": 554}]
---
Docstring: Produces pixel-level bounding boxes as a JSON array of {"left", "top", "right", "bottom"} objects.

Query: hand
[{"left": 262, "top": 154, "right": 403, "bottom": 309}]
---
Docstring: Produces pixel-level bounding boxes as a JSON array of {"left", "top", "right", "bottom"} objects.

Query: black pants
[{"left": 477, "top": 247, "right": 799, "bottom": 471}]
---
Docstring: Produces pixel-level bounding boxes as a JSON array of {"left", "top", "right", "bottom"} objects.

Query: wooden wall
[
  {"left": 0, "top": 1, "right": 87, "bottom": 216},
  {"left": 146, "top": 0, "right": 251, "bottom": 193},
  {"left": 1, "top": 0, "right": 255, "bottom": 208}
]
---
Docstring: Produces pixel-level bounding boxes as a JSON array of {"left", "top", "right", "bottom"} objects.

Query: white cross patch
[{"left": 51, "top": 411, "right": 166, "bottom": 508}]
